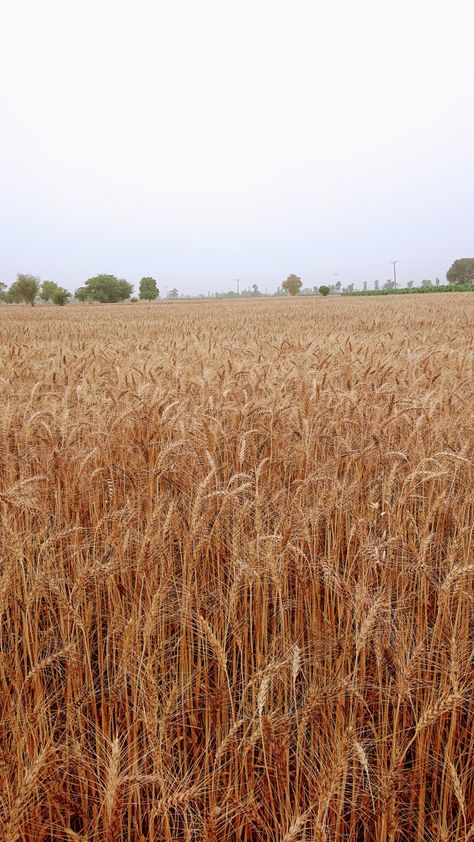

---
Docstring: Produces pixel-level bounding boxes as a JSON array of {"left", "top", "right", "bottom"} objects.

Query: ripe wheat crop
[{"left": 0, "top": 295, "right": 473, "bottom": 841}]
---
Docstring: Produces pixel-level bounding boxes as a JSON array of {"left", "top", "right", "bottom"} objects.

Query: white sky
[{"left": 1, "top": 0, "right": 473, "bottom": 294}]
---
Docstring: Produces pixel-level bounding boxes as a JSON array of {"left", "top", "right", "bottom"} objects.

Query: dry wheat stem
[{"left": 0, "top": 295, "right": 473, "bottom": 841}]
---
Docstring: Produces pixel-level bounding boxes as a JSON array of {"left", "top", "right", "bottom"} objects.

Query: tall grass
[{"left": 0, "top": 295, "right": 473, "bottom": 840}]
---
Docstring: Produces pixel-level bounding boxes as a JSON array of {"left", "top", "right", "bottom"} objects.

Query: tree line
[
  {"left": 0, "top": 274, "right": 161, "bottom": 305},
  {"left": 283, "top": 260, "right": 474, "bottom": 295},
  {"left": 1, "top": 260, "right": 473, "bottom": 305},
  {"left": 0, "top": 275, "right": 71, "bottom": 306},
  {"left": 283, "top": 259, "right": 474, "bottom": 296}
]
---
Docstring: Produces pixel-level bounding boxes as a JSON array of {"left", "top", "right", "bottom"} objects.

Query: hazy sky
[{"left": 1, "top": 0, "right": 473, "bottom": 294}]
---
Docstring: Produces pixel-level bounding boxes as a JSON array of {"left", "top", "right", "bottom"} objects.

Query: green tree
[
  {"left": 282, "top": 274, "right": 302, "bottom": 296},
  {"left": 168, "top": 287, "right": 178, "bottom": 299},
  {"left": 374, "top": 280, "right": 379, "bottom": 291},
  {"left": 76, "top": 274, "right": 133, "bottom": 303},
  {"left": 421, "top": 279, "right": 433, "bottom": 288},
  {"left": 117, "top": 278, "right": 133, "bottom": 300},
  {"left": 407, "top": 281, "right": 414, "bottom": 288},
  {"left": 52, "top": 287, "right": 71, "bottom": 306},
  {"left": 6, "top": 284, "right": 22, "bottom": 303},
  {"left": 139, "top": 276, "right": 159, "bottom": 300},
  {"left": 363, "top": 281, "right": 367, "bottom": 292},
  {"left": 446, "top": 258, "right": 474, "bottom": 285},
  {"left": 10, "top": 273, "right": 40, "bottom": 306},
  {"left": 0, "top": 282, "right": 7, "bottom": 302},
  {"left": 75, "top": 287, "right": 89, "bottom": 302},
  {"left": 319, "top": 285, "right": 330, "bottom": 296},
  {"left": 40, "top": 280, "right": 61, "bottom": 302}
]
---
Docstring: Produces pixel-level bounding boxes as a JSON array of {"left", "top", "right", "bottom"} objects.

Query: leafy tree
[
  {"left": 374, "top": 280, "right": 379, "bottom": 291},
  {"left": 363, "top": 281, "right": 367, "bottom": 292},
  {"left": 407, "top": 281, "right": 414, "bottom": 288},
  {"left": 319, "top": 285, "right": 330, "bottom": 296},
  {"left": 421, "top": 279, "right": 433, "bottom": 288},
  {"left": 168, "top": 288, "right": 178, "bottom": 299},
  {"left": 40, "top": 280, "right": 61, "bottom": 302},
  {"left": 75, "top": 287, "right": 89, "bottom": 302},
  {"left": 251, "top": 283, "right": 259, "bottom": 296},
  {"left": 435, "top": 277, "right": 440, "bottom": 286},
  {"left": 383, "top": 279, "right": 395, "bottom": 290},
  {"left": 139, "top": 276, "right": 159, "bottom": 300},
  {"left": 76, "top": 274, "right": 133, "bottom": 303},
  {"left": 0, "top": 282, "right": 7, "bottom": 302},
  {"left": 282, "top": 274, "right": 302, "bottom": 296},
  {"left": 10, "top": 273, "right": 40, "bottom": 306},
  {"left": 117, "top": 278, "right": 133, "bottom": 300},
  {"left": 38, "top": 279, "right": 71, "bottom": 305},
  {"left": 446, "top": 258, "right": 474, "bottom": 285},
  {"left": 6, "top": 284, "right": 22, "bottom": 303},
  {"left": 52, "top": 287, "right": 71, "bottom": 306}
]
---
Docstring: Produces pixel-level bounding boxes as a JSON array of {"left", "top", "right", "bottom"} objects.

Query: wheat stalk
[{"left": 1, "top": 295, "right": 473, "bottom": 840}]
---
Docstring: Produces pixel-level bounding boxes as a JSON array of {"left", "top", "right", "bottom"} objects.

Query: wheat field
[{"left": 0, "top": 295, "right": 473, "bottom": 841}]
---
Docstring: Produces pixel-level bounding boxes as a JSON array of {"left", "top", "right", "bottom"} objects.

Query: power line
[{"left": 314, "top": 256, "right": 452, "bottom": 284}]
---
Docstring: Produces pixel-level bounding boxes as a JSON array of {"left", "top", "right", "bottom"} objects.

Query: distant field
[{"left": 1, "top": 295, "right": 473, "bottom": 841}]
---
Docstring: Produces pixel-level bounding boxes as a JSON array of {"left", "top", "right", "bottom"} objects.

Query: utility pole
[{"left": 391, "top": 260, "right": 398, "bottom": 289}]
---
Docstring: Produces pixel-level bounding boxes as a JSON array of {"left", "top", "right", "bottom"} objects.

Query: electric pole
[{"left": 391, "top": 260, "right": 398, "bottom": 289}]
